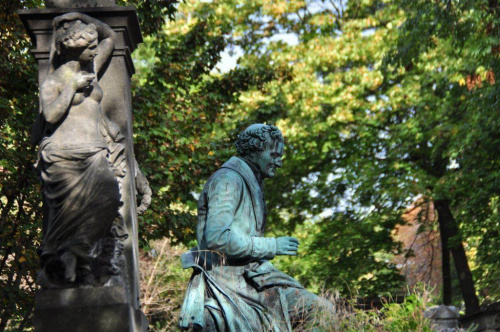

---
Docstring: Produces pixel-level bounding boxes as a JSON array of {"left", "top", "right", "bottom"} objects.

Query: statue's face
[
  {"left": 254, "top": 139, "right": 284, "bottom": 178},
  {"left": 57, "top": 22, "right": 98, "bottom": 63},
  {"left": 78, "top": 39, "right": 98, "bottom": 63}
]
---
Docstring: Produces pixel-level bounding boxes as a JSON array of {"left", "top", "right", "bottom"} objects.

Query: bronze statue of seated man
[{"left": 179, "top": 124, "right": 334, "bottom": 331}]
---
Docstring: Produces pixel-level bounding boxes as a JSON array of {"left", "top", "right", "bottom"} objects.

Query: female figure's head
[{"left": 53, "top": 19, "right": 98, "bottom": 63}]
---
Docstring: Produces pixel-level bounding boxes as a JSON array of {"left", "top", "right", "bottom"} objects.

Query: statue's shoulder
[
  {"left": 203, "top": 157, "right": 254, "bottom": 196},
  {"left": 42, "top": 66, "right": 71, "bottom": 90},
  {"left": 210, "top": 167, "right": 243, "bottom": 184},
  {"left": 203, "top": 166, "right": 244, "bottom": 194}
]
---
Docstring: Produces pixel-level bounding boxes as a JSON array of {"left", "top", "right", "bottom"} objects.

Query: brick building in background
[{"left": 393, "top": 199, "right": 442, "bottom": 295}]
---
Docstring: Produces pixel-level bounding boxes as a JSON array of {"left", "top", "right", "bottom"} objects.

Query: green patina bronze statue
[{"left": 179, "top": 124, "right": 334, "bottom": 331}]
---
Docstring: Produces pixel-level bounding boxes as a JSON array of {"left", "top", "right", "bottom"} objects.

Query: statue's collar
[
  {"left": 221, "top": 156, "right": 261, "bottom": 187},
  {"left": 241, "top": 157, "right": 263, "bottom": 186}
]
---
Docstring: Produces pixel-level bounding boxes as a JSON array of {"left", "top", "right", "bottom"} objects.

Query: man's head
[{"left": 235, "top": 124, "right": 284, "bottom": 178}]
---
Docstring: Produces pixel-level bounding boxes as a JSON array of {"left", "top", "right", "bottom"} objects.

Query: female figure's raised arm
[{"left": 53, "top": 12, "right": 117, "bottom": 74}]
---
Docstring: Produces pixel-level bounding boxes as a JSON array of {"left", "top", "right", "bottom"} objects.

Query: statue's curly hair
[{"left": 235, "top": 124, "right": 283, "bottom": 156}]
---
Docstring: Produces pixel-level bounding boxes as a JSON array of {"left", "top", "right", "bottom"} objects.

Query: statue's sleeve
[{"left": 203, "top": 171, "right": 276, "bottom": 261}]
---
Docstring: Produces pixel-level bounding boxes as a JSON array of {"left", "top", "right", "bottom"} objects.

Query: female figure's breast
[
  {"left": 72, "top": 81, "right": 103, "bottom": 106},
  {"left": 50, "top": 84, "right": 106, "bottom": 146}
]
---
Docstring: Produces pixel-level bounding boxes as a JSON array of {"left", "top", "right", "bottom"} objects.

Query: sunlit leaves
[
  {"left": 127, "top": 0, "right": 287, "bottom": 244},
  {"left": 0, "top": 0, "right": 44, "bottom": 329},
  {"left": 211, "top": 0, "right": 408, "bottom": 297},
  {"left": 389, "top": 0, "right": 500, "bottom": 303}
]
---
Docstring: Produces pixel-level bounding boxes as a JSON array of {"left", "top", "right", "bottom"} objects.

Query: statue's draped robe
[
  {"left": 180, "top": 157, "right": 304, "bottom": 331},
  {"left": 36, "top": 113, "right": 126, "bottom": 285}
]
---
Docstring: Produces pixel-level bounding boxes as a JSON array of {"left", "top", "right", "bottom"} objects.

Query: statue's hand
[
  {"left": 72, "top": 73, "right": 95, "bottom": 90},
  {"left": 276, "top": 236, "right": 299, "bottom": 256}
]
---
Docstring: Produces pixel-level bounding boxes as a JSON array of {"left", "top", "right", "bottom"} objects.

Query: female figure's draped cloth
[
  {"left": 36, "top": 115, "right": 126, "bottom": 286},
  {"left": 38, "top": 140, "right": 119, "bottom": 264}
]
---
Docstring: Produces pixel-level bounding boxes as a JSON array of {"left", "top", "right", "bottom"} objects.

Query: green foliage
[
  {"left": 4, "top": 0, "right": 500, "bottom": 328},
  {"left": 302, "top": 286, "right": 434, "bottom": 331},
  {"left": 0, "top": 0, "right": 43, "bottom": 330},
  {"left": 122, "top": 0, "right": 288, "bottom": 244},
  {"left": 282, "top": 215, "right": 404, "bottom": 297},
  {"left": 139, "top": 239, "right": 191, "bottom": 331},
  {"left": 380, "top": 293, "right": 432, "bottom": 332},
  {"left": 387, "top": 0, "right": 500, "bottom": 303},
  {"left": 202, "top": 0, "right": 408, "bottom": 297},
  {"left": 116, "top": 0, "right": 178, "bottom": 36}
]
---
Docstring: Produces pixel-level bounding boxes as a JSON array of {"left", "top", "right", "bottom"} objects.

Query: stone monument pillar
[
  {"left": 18, "top": 1, "right": 147, "bottom": 331},
  {"left": 424, "top": 305, "right": 460, "bottom": 331}
]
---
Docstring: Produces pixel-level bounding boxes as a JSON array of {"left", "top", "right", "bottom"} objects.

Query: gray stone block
[
  {"left": 460, "top": 303, "right": 500, "bottom": 332},
  {"left": 34, "top": 287, "right": 147, "bottom": 332},
  {"left": 425, "top": 305, "right": 460, "bottom": 331},
  {"left": 18, "top": 6, "right": 148, "bottom": 331},
  {"left": 46, "top": 0, "right": 116, "bottom": 8}
]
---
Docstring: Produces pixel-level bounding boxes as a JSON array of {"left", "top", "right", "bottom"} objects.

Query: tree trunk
[
  {"left": 440, "top": 244, "right": 452, "bottom": 304},
  {"left": 434, "top": 199, "right": 480, "bottom": 315}
]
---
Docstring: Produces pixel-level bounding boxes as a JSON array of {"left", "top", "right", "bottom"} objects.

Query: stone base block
[
  {"left": 424, "top": 305, "right": 460, "bottom": 331},
  {"left": 460, "top": 310, "right": 500, "bottom": 332},
  {"left": 34, "top": 286, "right": 147, "bottom": 332},
  {"left": 45, "top": 0, "right": 116, "bottom": 7}
]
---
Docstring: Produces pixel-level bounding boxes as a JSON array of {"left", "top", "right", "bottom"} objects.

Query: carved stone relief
[{"left": 35, "top": 12, "right": 129, "bottom": 288}]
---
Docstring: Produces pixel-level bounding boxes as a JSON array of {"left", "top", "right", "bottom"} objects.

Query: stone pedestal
[
  {"left": 34, "top": 287, "right": 147, "bottom": 332},
  {"left": 424, "top": 305, "right": 460, "bottom": 331},
  {"left": 460, "top": 303, "right": 500, "bottom": 332},
  {"left": 45, "top": 0, "right": 116, "bottom": 7},
  {"left": 18, "top": 5, "right": 146, "bottom": 331}
]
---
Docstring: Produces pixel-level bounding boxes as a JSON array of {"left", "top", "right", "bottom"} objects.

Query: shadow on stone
[
  {"left": 460, "top": 302, "right": 500, "bottom": 332},
  {"left": 34, "top": 287, "right": 147, "bottom": 332}
]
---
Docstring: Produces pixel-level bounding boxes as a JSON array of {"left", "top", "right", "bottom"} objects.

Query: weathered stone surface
[
  {"left": 34, "top": 287, "right": 147, "bottom": 332},
  {"left": 19, "top": 4, "right": 144, "bottom": 298},
  {"left": 460, "top": 302, "right": 500, "bottom": 332},
  {"left": 425, "top": 305, "right": 460, "bottom": 331},
  {"left": 46, "top": 0, "right": 116, "bottom": 8},
  {"left": 179, "top": 124, "right": 335, "bottom": 331},
  {"left": 18, "top": 7, "right": 142, "bottom": 84},
  {"left": 32, "top": 12, "right": 127, "bottom": 289},
  {"left": 18, "top": 6, "right": 147, "bottom": 331}
]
